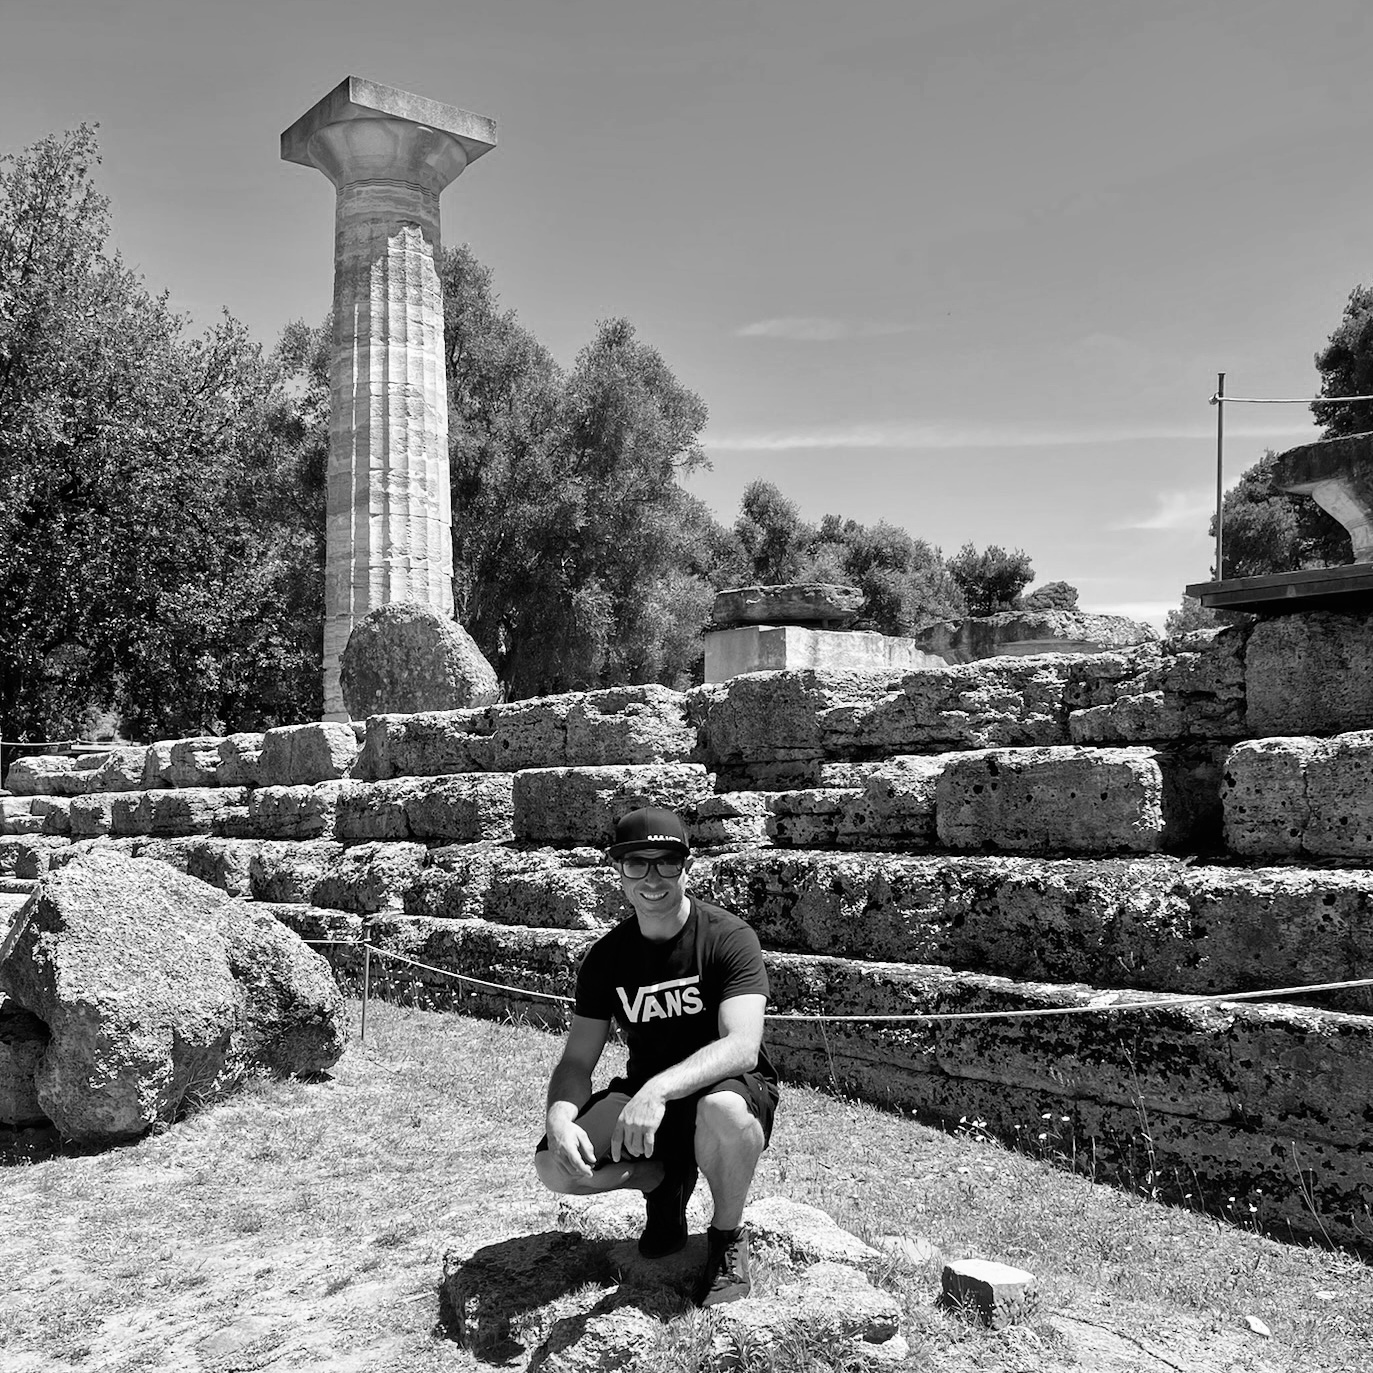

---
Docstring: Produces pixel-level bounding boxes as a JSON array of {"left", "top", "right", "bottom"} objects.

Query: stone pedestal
[
  {"left": 702, "top": 625, "right": 946, "bottom": 682},
  {"left": 282, "top": 77, "right": 497, "bottom": 719}
]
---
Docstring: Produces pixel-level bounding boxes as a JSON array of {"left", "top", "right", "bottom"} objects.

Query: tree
[
  {"left": 1023, "top": 580, "right": 1079, "bottom": 611},
  {"left": 1, "top": 127, "right": 325, "bottom": 752},
  {"left": 441, "top": 246, "right": 727, "bottom": 696},
  {"left": 1164, "top": 595, "right": 1220, "bottom": 636},
  {"left": 734, "top": 480, "right": 815, "bottom": 585},
  {"left": 947, "top": 543, "right": 1035, "bottom": 615},
  {"left": 1312, "top": 284, "right": 1373, "bottom": 438}
]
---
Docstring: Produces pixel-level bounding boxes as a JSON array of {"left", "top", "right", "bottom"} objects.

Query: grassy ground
[{"left": 1, "top": 998, "right": 1369, "bottom": 1372}]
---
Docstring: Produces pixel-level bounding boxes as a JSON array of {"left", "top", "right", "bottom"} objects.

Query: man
[{"left": 534, "top": 805, "right": 779, "bottom": 1307}]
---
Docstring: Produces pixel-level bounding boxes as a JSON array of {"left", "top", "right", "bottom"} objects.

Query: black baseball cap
[{"left": 607, "top": 806, "right": 691, "bottom": 858}]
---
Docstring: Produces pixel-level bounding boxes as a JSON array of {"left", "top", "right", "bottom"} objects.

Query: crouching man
[{"left": 535, "top": 806, "right": 779, "bottom": 1306}]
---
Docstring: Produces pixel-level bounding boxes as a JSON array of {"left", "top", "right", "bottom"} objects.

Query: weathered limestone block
[
  {"left": 140, "top": 741, "right": 177, "bottom": 790},
  {"left": 1068, "top": 627, "right": 1249, "bottom": 743},
  {"left": 249, "top": 840, "right": 345, "bottom": 904},
  {"left": 711, "top": 583, "right": 866, "bottom": 628},
  {"left": 512, "top": 764, "right": 714, "bottom": 847},
  {"left": 215, "top": 733, "right": 264, "bottom": 788},
  {"left": 109, "top": 788, "right": 249, "bottom": 839},
  {"left": 0, "top": 836, "right": 71, "bottom": 879},
  {"left": 940, "top": 1259, "right": 1037, "bottom": 1328},
  {"left": 690, "top": 670, "right": 897, "bottom": 789},
  {"left": 1221, "top": 738, "right": 1315, "bottom": 858},
  {"left": 936, "top": 747, "right": 1165, "bottom": 854},
  {"left": 177, "top": 837, "right": 263, "bottom": 898},
  {"left": 3, "top": 755, "right": 78, "bottom": 797},
  {"left": 167, "top": 737, "right": 225, "bottom": 789},
  {"left": 334, "top": 775, "right": 515, "bottom": 844},
  {"left": 258, "top": 722, "right": 357, "bottom": 787},
  {"left": 245, "top": 782, "right": 347, "bottom": 840},
  {"left": 68, "top": 793, "right": 116, "bottom": 839},
  {"left": 0, "top": 851, "right": 343, "bottom": 1141},
  {"left": 355, "top": 709, "right": 495, "bottom": 780},
  {"left": 743, "top": 1197, "right": 883, "bottom": 1266},
  {"left": 915, "top": 609, "right": 1155, "bottom": 664},
  {"left": 1246, "top": 612, "right": 1373, "bottom": 736},
  {"left": 769, "top": 756, "right": 948, "bottom": 849},
  {"left": 85, "top": 748, "right": 150, "bottom": 794},
  {"left": 312, "top": 841, "right": 427, "bottom": 914},
  {"left": 1224, "top": 730, "right": 1373, "bottom": 860},
  {"left": 340, "top": 600, "right": 501, "bottom": 717},
  {"left": 0, "top": 998, "right": 50, "bottom": 1128},
  {"left": 563, "top": 685, "right": 696, "bottom": 767},
  {"left": 687, "top": 792, "right": 774, "bottom": 849},
  {"left": 0, "top": 797, "right": 70, "bottom": 838},
  {"left": 483, "top": 864, "right": 622, "bottom": 931},
  {"left": 823, "top": 657, "right": 1075, "bottom": 758}
]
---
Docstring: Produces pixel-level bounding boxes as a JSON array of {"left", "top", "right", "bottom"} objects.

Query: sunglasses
[{"left": 616, "top": 855, "right": 686, "bottom": 879}]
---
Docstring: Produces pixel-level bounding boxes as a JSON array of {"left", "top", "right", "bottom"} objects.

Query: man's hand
[
  {"left": 546, "top": 1119, "right": 598, "bottom": 1181},
  {"left": 611, "top": 1090, "right": 666, "bottom": 1162}
]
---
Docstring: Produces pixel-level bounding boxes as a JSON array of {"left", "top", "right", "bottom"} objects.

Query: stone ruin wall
[{"left": 4, "top": 610, "right": 1373, "bottom": 1250}]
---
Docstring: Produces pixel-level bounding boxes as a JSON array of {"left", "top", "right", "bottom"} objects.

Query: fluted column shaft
[{"left": 307, "top": 118, "right": 465, "bottom": 719}]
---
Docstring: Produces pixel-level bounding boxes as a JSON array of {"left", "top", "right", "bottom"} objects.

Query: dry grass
[{"left": 1, "top": 998, "right": 1369, "bottom": 1372}]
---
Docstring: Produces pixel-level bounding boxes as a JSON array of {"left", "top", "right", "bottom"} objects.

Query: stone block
[
  {"left": 354, "top": 710, "right": 495, "bottom": 781},
  {"left": 1305, "top": 731, "right": 1373, "bottom": 857},
  {"left": 249, "top": 841, "right": 344, "bottom": 904},
  {"left": 178, "top": 837, "right": 262, "bottom": 898},
  {"left": 824, "top": 657, "right": 1075, "bottom": 757},
  {"left": 767, "top": 755, "right": 947, "bottom": 850},
  {"left": 245, "top": 782, "right": 347, "bottom": 840},
  {"left": 167, "top": 737, "right": 225, "bottom": 788},
  {"left": 0, "top": 836, "right": 71, "bottom": 879},
  {"left": 140, "top": 741, "right": 177, "bottom": 790},
  {"left": 940, "top": 1259, "right": 1037, "bottom": 1328},
  {"left": 3, "top": 755, "right": 78, "bottom": 797},
  {"left": 562, "top": 685, "right": 696, "bottom": 766},
  {"left": 30, "top": 797, "right": 72, "bottom": 838},
  {"left": 311, "top": 841, "right": 427, "bottom": 913},
  {"left": 1246, "top": 612, "right": 1373, "bottom": 736},
  {"left": 258, "top": 722, "right": 357, "bottom": 787},
  {"left": 936, "top": 747, "right": 1165, "bottom": 854},
  {"left": 686, "top": 792, "right": 773, "bottom": 848},
  {"left": 711, "top": 583, "right": 866, "bottom": 628},
  {"left": 704, "top": 624, "right": 943, "bottom": 683},
  {"left": 915, "top": 609, "right": 1155, "bottom": 664},
  {"left": 67, "top": 793, "right": 116, "bottom": 839},
  {"left": 511, "top": 764, "right": 714, "bottom": 847},
  {"left": 743, "top": 1197, "right": 883, "bottom": 1266},
  {"left": 109, "top": 788, "right": 249, "bottom": 838},
  {"left": 85, "top": 748, "right": 150, "bottom": 794},
  {"left": 1221, "top": 738, "right": 1315, "bottom": 858},
  {"left": 0, "top": 799, "right": 41, "bottom": 836},
  {"left": 215, "top": 733, "right": 263, "bottom": 787},
  {"left": 333, "top": 775, "right": 515, "bottom": 844},
  {"left": 690, "top": 670, "right": 897, "bottom": 780}
]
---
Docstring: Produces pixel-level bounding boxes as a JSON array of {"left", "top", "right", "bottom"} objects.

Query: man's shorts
[{"left": 535, "top": 1072, "right": 778, "bottom": 1171}]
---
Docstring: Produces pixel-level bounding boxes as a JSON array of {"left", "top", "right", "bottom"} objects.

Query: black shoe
[
  {"left": 638, "top": 1162, "right": 697, "bottom": 1259},
  {"left": 693, "top": 1224, "right": 751, "bottom": 1307}
]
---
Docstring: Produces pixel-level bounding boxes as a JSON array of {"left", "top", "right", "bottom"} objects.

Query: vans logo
[{"left": 616, "top": 975, "right": 704, "bottom": 1022}]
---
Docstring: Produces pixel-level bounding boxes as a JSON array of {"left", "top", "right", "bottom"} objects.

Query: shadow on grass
[{"left": 0, "top": 1124, "right": 87, "bottom": 1166}]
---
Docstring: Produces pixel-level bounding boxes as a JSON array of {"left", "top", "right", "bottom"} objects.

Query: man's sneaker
[
  {"left": 638, "top": 1162, "right": 697, "bottom": 1259},
  {"left": 694, "top": 1224, "right": 751, "bottom": 1307}
]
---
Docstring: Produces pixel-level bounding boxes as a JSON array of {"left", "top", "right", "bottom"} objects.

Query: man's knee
[
  {"left": 695, "top": 1090, "right": 763, "bottom": 1154},
  {"left": 535, "top": 1150, "right": 587, "bottom": 1195}
]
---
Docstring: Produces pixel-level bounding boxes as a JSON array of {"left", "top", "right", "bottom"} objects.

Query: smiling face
[{"left": 615, "top": 847, "right": 692, "bottom": 940}]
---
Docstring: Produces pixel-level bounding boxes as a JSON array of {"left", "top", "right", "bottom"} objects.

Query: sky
[{"left": 4, "top": 0, "right": 1370, "bottom": 629}]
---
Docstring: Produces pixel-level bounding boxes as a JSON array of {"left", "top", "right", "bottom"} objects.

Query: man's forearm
[
  {"left": 640, "top": 1033, "right": 759, "bottom": 1105},
  {"left": 546, "top": 1061, "right": 594, "bottom": 1127}
]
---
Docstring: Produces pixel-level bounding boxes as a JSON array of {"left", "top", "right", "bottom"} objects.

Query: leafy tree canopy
[
  {"left": 947, "top": 543, "right": 1035, "bottom": 615},
  {"left": 1022, "top": 579, "right": 1079, "bottom": 611}
]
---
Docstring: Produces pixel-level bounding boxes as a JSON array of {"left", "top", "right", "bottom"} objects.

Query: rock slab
[
  {"left": 0, "top": 851, "right": 345, "bottom": 1142},
  {"left": 940, "top": 1258, "right": 1037, "bottom": 1328}
]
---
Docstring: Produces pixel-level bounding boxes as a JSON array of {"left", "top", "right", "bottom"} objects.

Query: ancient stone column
[{"left": 282, "top": 77, "right": 496, "bottom": 719}]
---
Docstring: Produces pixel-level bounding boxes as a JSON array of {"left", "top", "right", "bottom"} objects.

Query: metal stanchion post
[{"left": 361, "top": 939, "right": 371, "bottom": 1043}]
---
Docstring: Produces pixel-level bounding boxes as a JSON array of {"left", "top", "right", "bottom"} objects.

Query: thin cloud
[
  {"left": 1113, "top": 490, "right": 1215, "bottom": 532},
  {"left": 735, "top": 316, "right": 917, "bottom": 342},
  {"left": 704, "top": 418, "right": 1317, "bottom": 452}
]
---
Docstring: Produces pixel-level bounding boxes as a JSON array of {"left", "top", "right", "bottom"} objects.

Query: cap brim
[{"left": 607, "top": 839, "right": 691, "bottom": 859}]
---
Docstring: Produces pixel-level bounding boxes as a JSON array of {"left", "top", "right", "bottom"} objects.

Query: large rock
[
  {"left": 767, "top": 756, "right": 946, "bottom": 849},
  {"left": 711, "top": 584, "right": 866, "bottom": 628},
  {"left": 914, "top": 609, "right": 1157, "bottom": 664},
  {"left": 3, "top": 755, "right": 79, "bottom": 797},
  {"left": 0, "top": 851, "right": 344, "bottom": 1142},
  {"left": 333, "top": 775, "right": 515, "bottom": 844},
  {"left": 339, "top": 600, "right": 501, "bottom": 718}
]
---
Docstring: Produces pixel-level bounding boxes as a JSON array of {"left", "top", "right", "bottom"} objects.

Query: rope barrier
[
  {"left": 0, "top": 738, "right": 80, "bottom": 750},
  {"left": 328, "top": 939, "right": 1373, "bottom": 1026},
  {"left": 1210, "top": 393, "right": 1373, "bottom": 405}
]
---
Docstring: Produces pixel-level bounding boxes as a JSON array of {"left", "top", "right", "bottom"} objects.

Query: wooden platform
[{"left": 1186, "top": 563, "right": 1373, "bottom": 612}]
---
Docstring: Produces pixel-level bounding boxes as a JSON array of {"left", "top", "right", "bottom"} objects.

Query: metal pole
[
  {"left": 361, "top": 939, "right": 371, "bottom": 1042},
  {"left": 1214, "top": 371, "right": 1225, "bottom": 580}
]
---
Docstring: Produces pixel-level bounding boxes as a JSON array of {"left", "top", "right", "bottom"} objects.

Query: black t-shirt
[{"left": 574, "top": 896, "right": 777, "bottom": 1089}]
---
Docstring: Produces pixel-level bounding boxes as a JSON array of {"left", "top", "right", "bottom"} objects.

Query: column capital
[{"left": 281, "top": 75, "right": 496, "bottom": 193}]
